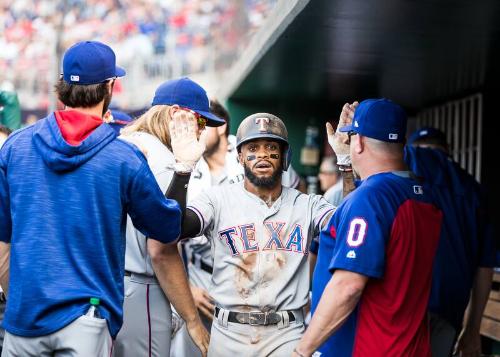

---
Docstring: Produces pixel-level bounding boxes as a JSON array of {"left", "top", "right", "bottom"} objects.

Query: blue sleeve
[
  {"left": 127, "top": 162, "right": 181, "bottom": 244},
  {"left": 0, "top": 154, "right": 11, "bottom": 243},
  {"left": 329, "top": 193, "right": 389, "bottom": 278}
]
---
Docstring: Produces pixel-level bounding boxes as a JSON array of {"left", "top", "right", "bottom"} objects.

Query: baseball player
[
  {"left": 112, "top": 77, "right": 223, "bottom": 357},
  {"left": 0, "top": 41, "right": 185, "bottom": 356},
  {"left": 405, "top": 128, "right": 495, "bottom": 356},
  {"left": 167, "top": 113, "right": 334, "bottom": 356},
  {"left": 295, "top": 99, "right": 443, "bottom": 357},
  {"left": 171, "top": 101, "right": 304, "bottom": 357}
]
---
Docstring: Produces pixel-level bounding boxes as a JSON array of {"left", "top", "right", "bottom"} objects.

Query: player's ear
[
  {"left": 353, "top": 135, "right": 364, "bottom": 154},
  {"left": 237, "top": 151, "right": 243, "bottom": 164}
]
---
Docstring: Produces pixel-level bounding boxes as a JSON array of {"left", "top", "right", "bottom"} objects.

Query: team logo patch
[
  {"left": 413, "top": 185, "right": 424, "bottom": 195},
  {"left": 255, "top": 117, "right": 270, "bottom": 132},
  {"left": 354, "top": 121, "right": 359, "bottom": 127},
  {"left": 389, "top": 133, "right": 398, "bottom": 140},
  {"left": 346, "top": 250, "right": 356, "bottom": 259},
  {"left": 70, "top": 75, "right": 80, "bottom": 82}
]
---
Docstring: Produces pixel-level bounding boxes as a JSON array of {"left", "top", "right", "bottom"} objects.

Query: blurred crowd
[{"left": 0, "top": 0, "right": 278, "bottom": 110}]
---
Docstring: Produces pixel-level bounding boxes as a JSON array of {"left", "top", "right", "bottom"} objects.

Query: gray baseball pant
[
  {"left": 113, "top": 274, "right": 172, "bottom": 357},
  {"left": 1, "top": 315, "right": 112, "bottom": 357},
  {"left": 208, "top": 308, "right": 304, "bottom": 357}
]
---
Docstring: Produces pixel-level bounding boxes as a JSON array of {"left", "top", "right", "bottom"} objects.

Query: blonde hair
[{"left": 121, "top": 105, "right": 172, "bottom": 148}]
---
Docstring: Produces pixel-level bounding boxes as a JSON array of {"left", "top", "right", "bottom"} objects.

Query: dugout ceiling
[{"left": 221, "top": 0, "right": 500, "bottom": 110}]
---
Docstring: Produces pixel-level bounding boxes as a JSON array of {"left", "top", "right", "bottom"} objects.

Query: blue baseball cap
[
  {"left": 62, "top": 41, "right": 126, "bottom": 85},
  {"left": 151, "top": 77, "right": 225, "bottom": 127},
  {"left": 407, "top": 127, "right": 447, "bottom": 146},
  {"left": 340, "top": 98, "right": 407, "bottom": 143},
  {"left": 108, "top": 110, "right": 133, "bottom": 135}
]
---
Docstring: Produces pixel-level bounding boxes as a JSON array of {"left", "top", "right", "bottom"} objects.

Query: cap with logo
[
  {"left": 62, "top": 41, "right": 126, "bottom": 85},
  {"left": 151, "top": 77, "right": 225, "bottom": 127},
  {"left": 340, "top": 98, "right": 407, "bottom": 143},
  {"left": 407, "top": 127, "right": 447, "bottom": 147}
]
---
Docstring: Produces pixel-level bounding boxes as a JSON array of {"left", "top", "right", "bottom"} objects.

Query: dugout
[{"left": 215, "top": 0, "right": 500, "bottom": 351}]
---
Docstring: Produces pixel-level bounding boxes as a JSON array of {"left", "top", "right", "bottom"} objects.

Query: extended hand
[
  {"left": 169, "top": 110, "right": 207, "bottom": 172},
  {"left": 186, "top": 319, "right": 210, "bottom": 357},
  {"left": 326, "top": 102, "right": 358, "bottom": 166},
  {"left": 191, "top": 285, "right": 215, "bottom": 321}
]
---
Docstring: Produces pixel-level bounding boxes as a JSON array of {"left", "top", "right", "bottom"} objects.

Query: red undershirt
[{"left": 54, "top": 110, "right": 103, "bottom": 146}]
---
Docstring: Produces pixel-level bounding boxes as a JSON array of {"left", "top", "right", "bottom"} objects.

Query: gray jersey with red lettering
[{"left": 187, "top": 183, "right": 333, "bottom": 312}]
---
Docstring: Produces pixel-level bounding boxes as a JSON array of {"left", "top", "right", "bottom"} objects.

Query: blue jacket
[
  {"left": 404, "top": 146, "right": 495, "bottom": 329},
  {"left": 0, "top": 114, "right": 181, "bottom": 338}
]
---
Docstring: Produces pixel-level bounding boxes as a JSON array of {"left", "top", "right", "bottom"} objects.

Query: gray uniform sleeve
[
  {"left": 187, "top": 188, "right": 216, "bottom": 238},
  {"left": 311, "top": 195, "right": 335, "bottom": 237}
]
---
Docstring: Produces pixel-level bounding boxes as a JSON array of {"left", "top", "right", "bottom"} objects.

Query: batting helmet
[{"left": 236, "top": 113, "right": 291, "bottom": 170}]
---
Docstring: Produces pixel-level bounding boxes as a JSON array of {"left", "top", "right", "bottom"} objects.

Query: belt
[
  {"left": 215, "top": 306, "right": 295, "bottom": 326},
  {"left": 124, "top": 271, "right": 158, "bottom": 284},
  {"left": 190, "top": 255, "right": 213, "bottom": 274}
]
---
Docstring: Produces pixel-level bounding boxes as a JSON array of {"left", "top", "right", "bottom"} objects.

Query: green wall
[{"left": 225, "top": 98, "right": 342, "bottom": 176}]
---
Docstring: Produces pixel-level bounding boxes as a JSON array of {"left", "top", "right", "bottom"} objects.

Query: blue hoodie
[{"left": 0, "top": 113, "right": 181, "bottom": 338}]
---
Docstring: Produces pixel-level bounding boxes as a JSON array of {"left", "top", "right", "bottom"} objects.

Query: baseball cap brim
[
  {"left": 115, "top": 66, "right": 126, "bottom": 78},
  {"left": 196, "top": 110, "right": 226, "bottom": 127}
]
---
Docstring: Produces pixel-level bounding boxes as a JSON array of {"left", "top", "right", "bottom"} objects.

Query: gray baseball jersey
[
  {"left": 114, "top": 132, "right": 175, "bottom": 357},
  {"left": 187, "top": 183, "right": 333, "bottom": 312},
  {"left": 120, "top": 132, "right": 175, "bottom": 276},
  {"left": 184, "top": 135, "right": 302, "bottom": 270}
]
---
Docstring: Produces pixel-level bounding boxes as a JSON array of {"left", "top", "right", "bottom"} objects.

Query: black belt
[
  {"left": 215, "top": 306, "right": 295, "bottom": 325},
  {"left": 190, "top": 255, "right": 213, "bottom": 274},
  {"left": 124, "top": 270, "right": 131, "bottom": 277}
]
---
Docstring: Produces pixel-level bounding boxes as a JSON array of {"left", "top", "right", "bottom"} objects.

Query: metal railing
[{"left": 412, "top": 94, "right": 483, "bottom": 182}]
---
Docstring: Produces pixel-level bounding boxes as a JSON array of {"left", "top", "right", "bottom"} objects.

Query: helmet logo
[{"left": 255, "top": 117, "right": 270, "bottom": 132}]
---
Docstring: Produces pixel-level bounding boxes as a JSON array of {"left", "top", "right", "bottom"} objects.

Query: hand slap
[
  {"left": 169, "top": 111, "right": 207, "bottom": 173},
  {"left": 327, "top": 101, "right": 359, "bottom": 167}
]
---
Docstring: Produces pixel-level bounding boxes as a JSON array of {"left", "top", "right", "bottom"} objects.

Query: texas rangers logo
[{"left": 255, "top": 117, "right": 270, "bottom": 132}]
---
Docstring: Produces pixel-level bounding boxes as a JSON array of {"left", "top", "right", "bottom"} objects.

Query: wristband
[
  {"left": 338, "top": 165, "right": 353, "bottom": 172},
  {"left": 173, "top": 162, "right": 194, "bottom": 173}
]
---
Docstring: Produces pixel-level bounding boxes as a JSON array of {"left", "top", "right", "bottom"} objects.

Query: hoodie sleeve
[
  {"left": 126, "top": 162, "right": 181, "bottom": 244},
  {"left": 0, "top": 152, "right": 12, "bottom": 243}
]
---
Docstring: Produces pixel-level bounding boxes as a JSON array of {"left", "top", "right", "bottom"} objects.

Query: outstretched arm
[
  {"left": 293, "top": 270, "right": 368, "bottom": 357},
  {"left": 164, "top": 173, "right": 202, "bottom": 238},
  {"left": 326, "top": 102, "right": 359, "bottom": 199}
]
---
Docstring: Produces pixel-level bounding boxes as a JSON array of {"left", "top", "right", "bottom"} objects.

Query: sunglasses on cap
[{"left": 179, "top": 106, "right": 208, "bottom": 130}]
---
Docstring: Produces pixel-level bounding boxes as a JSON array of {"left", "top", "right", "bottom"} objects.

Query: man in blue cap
[
  {"left": 114, "top": 77, "right": 225, "bottom": 357},
  {"left": 0, "top": 42, "right": 208, "bottom": 356},
  {"left": 295, "top": 99, "right": 443, "bottom": 357},
  {"left": 405, "top": 127, "right": 495, "bottom": 357}
]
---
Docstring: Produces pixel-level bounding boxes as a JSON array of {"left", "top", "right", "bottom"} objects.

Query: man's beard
[
  {"left": 102, "top": 91, "right": 112, "bottom": 117},
  {"left": 203, "top": 135, "right": 220, "bottom": 159},
  {"left": 244, "top": 161, "right": 282, "bottom": 188}
]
